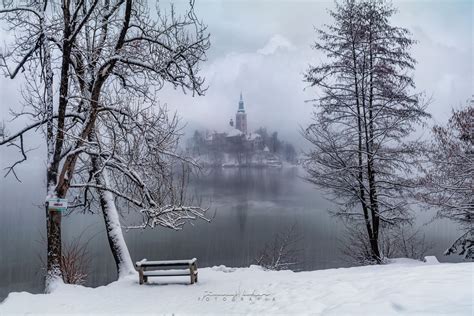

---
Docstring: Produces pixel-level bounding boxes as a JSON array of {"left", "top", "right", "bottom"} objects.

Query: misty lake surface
[{"left": 0, "top": 166, "right": 463, "bottom": 301}]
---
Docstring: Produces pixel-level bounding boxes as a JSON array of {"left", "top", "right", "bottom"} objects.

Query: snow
[
  {"left": 1, "top": 259, "right": 471, "bottom": 315},
  {"left": 226, "top": 127, "right": 244, "bottom": 137},
  {"left": 424, "top": 256, "right": 441, "bottom": 265},
  {"left": 136, "top": 258, "right": 197, "bottom": 266},
  {"left": 247, "top": 132, "right": 261, "bottom": 140}
]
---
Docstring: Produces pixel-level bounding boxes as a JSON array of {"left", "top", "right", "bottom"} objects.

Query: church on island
[
  {"left": 188, "top": 93, "right": 283, "bottom": 168},
  {"left": 231, "top": 92, "right": 248, "bottom": 134},
  {"left": 220, "top": 93, "right": 263, "bottom": 148}
]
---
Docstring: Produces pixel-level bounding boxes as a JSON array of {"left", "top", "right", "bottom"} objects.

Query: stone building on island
[{"left": 189, "top": 93, "right": 282, "bottom": 168}]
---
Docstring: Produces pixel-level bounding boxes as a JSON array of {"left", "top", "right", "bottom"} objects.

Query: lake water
[{"left": 0, "top": 166, "right": 463, "bottom": 301}]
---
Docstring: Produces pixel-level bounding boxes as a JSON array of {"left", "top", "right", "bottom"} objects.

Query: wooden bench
[{"left": 135, "top": 258, "right": 198, "bottom": 285}]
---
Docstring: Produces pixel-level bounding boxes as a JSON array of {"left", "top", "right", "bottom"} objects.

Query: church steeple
[
  {"left": 235, "top": 92, "right": 247, "bottom": 134},
  {"left": 238, "top": 92, "right": 245, "bottom": 112}
]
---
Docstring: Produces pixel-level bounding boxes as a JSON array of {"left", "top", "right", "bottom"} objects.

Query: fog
[
  {"left": 0, "top": 0, "right": 471, "bottom": 301},
  {"left": 1, "top": 0, "right": 472, "bottom": 150}
]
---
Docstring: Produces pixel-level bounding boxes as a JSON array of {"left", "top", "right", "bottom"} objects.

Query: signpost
[{"left": 47, "top": 198, "right": 68, "bottom": 212}]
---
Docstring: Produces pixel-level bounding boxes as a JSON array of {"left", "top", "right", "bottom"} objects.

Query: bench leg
[
  {"left": 190, "top": 265, "right": 195, "bottom": 284},
  {"left": 194, "top": 262, "right": 198, "bottom": 283},
  {"left": 190, "top": 263, "right": 198, "bottom": 284},
  {"left": 139, "top": 268, "right": 144, "bottom": 285}
]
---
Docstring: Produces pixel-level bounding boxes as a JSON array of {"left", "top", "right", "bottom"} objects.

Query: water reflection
[{"left": 0, "top": 166, "right": 463, "bottom": 301}]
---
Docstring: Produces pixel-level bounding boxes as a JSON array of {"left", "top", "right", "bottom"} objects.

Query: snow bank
[{"left": 1, "top": 260, "right": 472, "bottom": 315}]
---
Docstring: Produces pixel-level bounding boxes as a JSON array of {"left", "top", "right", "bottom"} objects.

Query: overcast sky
[
  {"left": 0, "top": 0, "right": 472, "bottom": 154},
  {"left": 156, "top": 0, "right": 472, "bottom": 147}
]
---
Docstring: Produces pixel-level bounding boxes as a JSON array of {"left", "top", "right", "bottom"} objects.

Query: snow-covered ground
[{"left": 1, "top": 259, "right": 472, "bottom": 315}]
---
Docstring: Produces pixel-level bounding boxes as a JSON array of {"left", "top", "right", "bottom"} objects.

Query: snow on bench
[
  {"left": 135, "top": 258, "right": 198, "bottom": 285},
  {"left": 136, "top": 258, "right": 197, "bottom": 267}
]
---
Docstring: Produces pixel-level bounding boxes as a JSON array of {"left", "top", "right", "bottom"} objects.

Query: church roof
[
  {"left": 226, "top": 127, "right": 244, "bottom": 137},
  {"left": 247, "top": 132, "right": 261, "bottom": 140}
]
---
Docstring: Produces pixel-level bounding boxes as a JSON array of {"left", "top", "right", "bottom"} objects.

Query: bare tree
[
  {"left": 341, "top": 222, "right": 431, "bottom": 265},
  {"left": 1, "top": 0, "right": 102, "bottom": 288},
  {"left": 65, "top": 0, "right": 209, "bottom": 277},
  {"left": 255, "top": 223, "right": 302, "bottom": 271},
  {"left": 416, "top": 102, "right": 473, "bottom": 259},
  {"left": 303, "top": 0, "right": 430, "bottom": 263},
  {"left": 1, "top": 0, "right": 210, "bottom": 287},
  {"left": 68, "top": 99, "right": 209, "bottom": 276}
]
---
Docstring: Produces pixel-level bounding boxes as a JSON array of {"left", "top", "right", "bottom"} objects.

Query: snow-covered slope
[{"left": 1, "top": 259, "right": 472, "bottom": 315}]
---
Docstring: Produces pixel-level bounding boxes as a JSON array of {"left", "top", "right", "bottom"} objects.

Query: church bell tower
[{"left": 235, "top": 92, "right": 247, "bottom": 134}]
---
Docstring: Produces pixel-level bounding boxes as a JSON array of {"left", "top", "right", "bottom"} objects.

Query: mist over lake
[
  {"left": 0, "top": 0, "right": 471, "bottom": 313},
  {"left": 0, "top": 165, "right": 462, "bottom": 301}
]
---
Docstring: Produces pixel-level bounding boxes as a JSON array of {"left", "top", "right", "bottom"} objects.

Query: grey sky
[
  {"left": 0, "top": 0, "right": 472, "bottom": 154},
  {"left": 158, "top": 0, "right": 473, "bottom": 147}
]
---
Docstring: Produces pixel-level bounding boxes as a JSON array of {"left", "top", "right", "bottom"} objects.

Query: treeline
[
  {"left": 187, "top": 127, "right": 298, "bottom": 164},
  {"left": 254, "top": 127, "right": 297, "bottom": 163}
]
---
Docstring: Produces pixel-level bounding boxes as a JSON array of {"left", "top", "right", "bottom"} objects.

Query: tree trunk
[
  {"left": 350, "top": 20, "right": 377, "bottom": 262},
  {"left": 366, "top": 17, "right": 381, "bottom": 263},
  {"left": 45, "top": 207, "right": 62, "bottom": 290},
  {"left": 92, "top": 157, "right": 136, "bottom": 278},
  {"left": 45, "top": 2, "right": 74, "bottom": 288},
  {"left": 42, "top": 1, "right": 63, "bottom": 290}
]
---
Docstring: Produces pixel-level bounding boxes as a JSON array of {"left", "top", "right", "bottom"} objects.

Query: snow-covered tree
[
  {"left": 68, "top": 98, "right": 209, "bottom": 277},
  {"left": 0, "top": 0, "right": 210, "bottom": 287},
  {"left": 1, "top": 0, "right": 103, "bottom": 289},
  {"left": 303, "top": 0, "right": 430, "bottom": 263},
  {"left": 417, "top": 102, "right": 473, "bottom": 259},
  {"left": 62, "top": 0, "right": 209, "bottom": 278}
]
